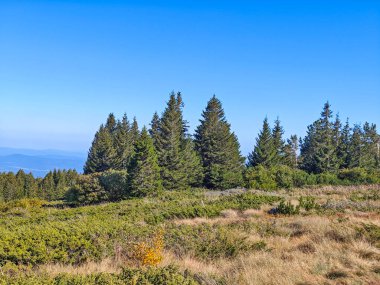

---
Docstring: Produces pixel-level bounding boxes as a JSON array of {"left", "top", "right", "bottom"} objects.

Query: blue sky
[{"left": 0, "top": 0, "right": 379, "bottom": 155}]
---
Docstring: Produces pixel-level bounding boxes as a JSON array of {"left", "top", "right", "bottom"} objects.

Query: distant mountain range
[{"left": 0, "top": 147, "right": 86, "bottom": 177}]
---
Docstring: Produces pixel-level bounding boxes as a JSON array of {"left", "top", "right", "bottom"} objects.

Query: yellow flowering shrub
[{"left": 132, "top": 229, "right": 164, "bottom": 266}]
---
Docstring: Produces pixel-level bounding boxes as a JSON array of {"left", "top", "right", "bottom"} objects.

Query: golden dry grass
[{"left": 166, "top": 214, "right": 380, "bottom": 284}]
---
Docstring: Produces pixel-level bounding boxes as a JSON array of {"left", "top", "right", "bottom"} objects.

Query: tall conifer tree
[
  {"left": 272, "top": 118, "right": 286, "bottom": 165},
  {"left": 338, "top": 119, "right": 351, "bottom": 169},
  {"left": 149, "top": 112, "right": 160, "bottom": 148},
  {"left": 300, "top": 102, "right": 337, "bottom": 173},
  {"left": 155, "top": 92, "right": 202, "bottom": 190},
  {"left": 84, "top": 125, "right": 117, "bottom": 174},
  {"left": 247, "top": 117, "right": 276, "bottom": 168},
  {"left": 362, "top": 122, "right": 379, "bottom": 169},
  {"left": 105, "top": 113, "right": 117, "bottom": 134},
  {"left": 194, "top": 96, "right": 244, "bottom": 189},
  {"left": 348, "top": 124, "right": 363, "bottom": 168},
  {"left": 283, "top": 135, "right": 299, "bottom": 168},
  {"left": 128, "top": 127, "right": 162, "bottom": 197},
  {"left": 130, "top": 117, "right": 140, "bottom": 144},
  {"left": 114, "top": 114, "right": 133, "bottom": 170}
]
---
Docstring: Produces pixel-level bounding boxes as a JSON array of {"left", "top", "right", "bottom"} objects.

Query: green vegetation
[
  {"left": 0, "top": 169, "right": 78, "bottom": 202},
  {"left": 1, "top": 186, "right": 379, "bottom": 284},
  {"left": 0, "top": 191, "right": 280, "bottom": 267},
  {"left": 245, "top": 165, "right": 380, "bottom": 190},
  {"left": 0, "top": 266, "right": 199, "bottom": 285}
]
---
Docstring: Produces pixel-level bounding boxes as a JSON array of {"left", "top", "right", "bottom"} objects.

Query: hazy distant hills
[{"left": 0, "top": 147, "right": 86, "bottom": 177}]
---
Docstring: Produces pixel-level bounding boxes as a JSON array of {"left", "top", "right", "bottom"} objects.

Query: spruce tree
[
  {"left": 332, "top": 114, "right": 342, "bottom": 168},
  {"left": 128, "top": 127, "right": 163, "bottom": 197},
  {"left": 130, "top": 117, "right": 140, "bottom": 144},
  {"left": 247, "top": 117, "right": 276, "bottom": 168},
  {"left": 2, "top": 173, "right": 18, "bottom": 202},
  {"left": 362, "top": 122, "right": 379, "bottom": 169},
  {"left": 338, "top": 119, "right": 351, "bottom": 169},
  {"left": 348, "top": 124, "right": 363, "bottom": 168},
  {"left": 300, "top": 122, "right": 318, "bottom": 172},
  {"left": 315, "top": 102, "right": 337, "bottom": 172},
  {"left": 40, "top": 172, "right": 55, "bottom": 201},
  {"left": 182, "top": 137, "right": 204, "bottom": 187},
  {"left": 84, "top": 125, "right": 117, "bottom": 174},
  {"left": 272, "top": 118, "right": 286, "bottom": 165},
  {"left": 15, "top": 170, "right": 27, "bottom": 199},
  {"left": 300, "top": 102, "right": 337, "bottom": 173},
  {"left": 149, "top": 112, "right": 161, "bottom": 148},
  {"left": 155, "top": 93, "right": 186, "bottom": 189},
  {"left": 114, "top": 114, "right": 133, "bottom": 170},
  {"left": 105, "top": 113, "right": 117, "bottom": 134},
  {"left": 155, "top": 92, "right": 202, "bottom": 190},
  {"left": 24, "top": 173, "right": 38, "bottom": 198},
  {"left": 283, "top": 134, "right": 298, "bottom": 168},
  {"left": 194, "top": 95, "right": 244, "bottom": 189}
]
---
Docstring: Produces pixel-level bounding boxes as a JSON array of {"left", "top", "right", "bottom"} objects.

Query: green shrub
[
  {"left": 357, "top": 224, "right": 380, "bottom": 248},
  {"left": 0, "top": 266, "right": 199, "bottom": 285},
  {"left": 338, "top": 168, "right": 368, "bottom": 184},
  {"left": 99, "top": 170, "right": 129, "bottom": 201},
  {"left": 120, "top": 266, "right": 199, "bottom": 285},
  {"left": 65, "top": 174, "right": 108, "bottom": 205},
  {"left": 0, "top": 198, "right": 45, "bottom": 213},
  {"left": 273, "top": 165, "right": 294, "bottom": 189},
  {"left": 299, "top": 196, "right": 317, "bottom": 211},
  {"left": 276, "top": 200, "right": 300, "bottom": 215},
  {"left": 350, "top": 189, "right": 380, "bottom": 202},
  {"left": 244, "top": 166, "right": 277, "bottom": 190},
  {"left": 274, "top": 196, "right": 318, "bottom": 215},
  {"left": 316, "top": 172, "right": 339, "bottom": 185},
  {"left": 292, "top": 169, "right": 315, "bottom": 187},
  {"left": 366, "top": 169, "right": 380, "bottom": 184}
]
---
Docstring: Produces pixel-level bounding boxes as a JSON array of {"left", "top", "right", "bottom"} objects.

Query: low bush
[
  {"left": 316, "top": 172, "right": 339, "bottom": 185},
  {"left": 357, "top": 224, "right": 380, "bottom": 248},
  {"left": 274, "top": 165, "right": 295, "bottom": 189},
  {"left": 299, "top": 196, "right": 318, "bottom": 211},
  {"left": 65, "top": 174, "right": 108, "bottom": 205},
  {"left": 338, "top": 168, "right": 368, "bottom": 183},
  {"left": 274, "top": 196, "right": 318, "bottom": 215},
  {"left": 276, "top": 200, "right": 300, "bottom": 215},
  {"left": 244, "top": 166, "right": 277, "bottom": 190},
  {"left": 0, "top": 198, "right": 45, "bottom": 213},
  {"left": 244, "top": 166, "right": 379, "bottom": 190},
  {"left": 98, "top": 170, "right": 129, "bottom": 201},
  {"left": 0, "top": 266, "right": 199, "bottom": 285}
]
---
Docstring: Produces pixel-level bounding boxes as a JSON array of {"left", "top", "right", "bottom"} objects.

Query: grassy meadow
[{"left": 0, "top": 185, "right": 379, "bottom": 285}]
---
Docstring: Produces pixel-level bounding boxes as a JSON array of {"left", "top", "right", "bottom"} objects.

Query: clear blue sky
[{"left": 1, "top": 0, "right": 379, "bottom": 155}]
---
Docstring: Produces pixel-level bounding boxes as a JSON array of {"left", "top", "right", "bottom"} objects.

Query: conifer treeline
[
  {"left": 1, "top": 94, "right": 379, "bottom": 202},
  {"left": 83, "top": 94, "right": 379, "bottom": 194},
  {"left": 248, "top": 102, "right": 380, "bottom": 173},
  {"left": 0, "top": 169, "right": 79, "bottom": 202},
  {"left": 84, "top": 92, "right": 245, "bottom": 194}
]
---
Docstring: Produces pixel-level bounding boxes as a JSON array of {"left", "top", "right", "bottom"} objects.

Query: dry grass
[
  {"left": 39, "top": 258, "right": 121, "bottom": 276},
  {"left": 165, "top": 215, "right": 380, "bottom": 284}
]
